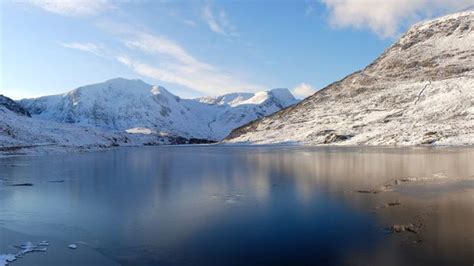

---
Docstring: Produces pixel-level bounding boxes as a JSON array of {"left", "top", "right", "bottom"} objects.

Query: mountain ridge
[
  {"left": 19, "top": 78, "right": 298, "bottom": 141},
  {"left": 225, "top": 10, "right": 474, "bottom": 146},
  {"left": 0, "top": 95, "right": 31, "bottom": 117}
]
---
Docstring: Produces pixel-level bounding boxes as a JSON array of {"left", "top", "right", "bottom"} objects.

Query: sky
[{"left": 1, "top": 0, "right": 472, "bottom": 99}]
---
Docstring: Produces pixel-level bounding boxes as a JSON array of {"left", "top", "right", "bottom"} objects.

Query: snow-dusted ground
[
  {"left": 226, "top": 11, "right": 474, "bottom": 146},
  {"left": 19, "top": 78, "right": 297, "bottom": 141}
]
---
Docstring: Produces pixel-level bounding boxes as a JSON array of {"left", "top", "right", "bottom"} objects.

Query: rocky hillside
[
  {"left": 0, "top": 95, "right": 30, "bottom": 117},
  {"left": 226, "top": 11, "right": 474, "bottom": 146},
  {"left": 20, "top": 78, "right": 297, "bottom": 141}
]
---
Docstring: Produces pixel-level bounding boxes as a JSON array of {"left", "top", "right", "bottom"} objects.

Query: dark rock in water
[
  {"left": 357, "top": 190, "right": 374, "bottom": 194},
  {"left": 9, "top": 183, "right": 34, "bottom": 186},
  {"left": 144, "top": 136, "right": 216, "bottom": 145},
  {"left": 356, "top": 188, "right": 382, "bottom": 194},
  {"left": 0, "top": 95, "right": 31, "bottom": 117},
  {"left": 394, "top": 178, "right": 411, "bottom": 185},
  {"left": 169, "top": 136, "right": 217, "bottom": 145},
  {"left": 391, "top": 223, "right": 419, "bottom": 234},
  {"left": 188, "top": 138, "right": 217, "bottom": 144},
  {"left": 172, "top": 136, "right": 189, "bottom": 145},
  {"left": 421, "top": 131, "right": 442, "bottom": 144},
  {"left": 405, "top": 223, "right": 419, "bottom": 234},
  {"left": 144, "top": 142, "right": 159, "bottom": 146},
  {"left": 392, "top": 224, "right": 406, "bottom": 233},
  {"left": 324, "top": 133, "right": 353, "bottom": 144}
]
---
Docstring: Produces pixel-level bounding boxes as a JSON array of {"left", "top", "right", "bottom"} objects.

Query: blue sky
[{"left": 1, "top": 0, "right": 472, "bottom": 99}]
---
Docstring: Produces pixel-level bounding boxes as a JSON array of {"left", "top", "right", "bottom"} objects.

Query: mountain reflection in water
[{"left": 0, "top": 146, "right": 473, "bottom": 265}]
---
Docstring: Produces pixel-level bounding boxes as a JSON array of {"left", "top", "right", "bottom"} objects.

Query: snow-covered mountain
[
  {"left": 1, "top": 96, "right": 125, "bottom": 155},
  {"left": 19, "top": 78, "right": 297, "bottom": 141},
  {"left": 226, "top": 11, "right": 474, "bottom": 145},
  {"left": 0, "top": 95, "right": 30, "bottom": 117}
]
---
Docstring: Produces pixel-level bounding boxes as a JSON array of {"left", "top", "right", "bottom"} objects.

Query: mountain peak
[
  {"left": 0, "top": 95, "right": 31, "bottom": 117},
  {"left": 268, "top": 88, "right": 297, "bottom": 105},
  {"left": 363, "top": 10, "right": 473, "bottom": 83},
  {"left": 412, "top": 10, "right": 474, "bottom": 29},
  {"left": 226, "top": 10, "right": 474, "bottom": 145},
  {"left": 19, "top": 79, "right": 297, "bottom": 140},
  {"left": 96, "top": 77, "right": 152, "bottom": 90}
]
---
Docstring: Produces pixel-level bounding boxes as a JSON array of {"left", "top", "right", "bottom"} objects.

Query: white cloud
[
  {"left": 69, "top": 25, "right": 264, "bottom": 95},
  {"left": 116, "top": 54, "right": 263, "bottom": 96},
  {"left": 117, "top": 30, "right": 264, "bottom": 95},
  {"left": 29, "top": 0, "right": 114, "bottom": 16},
  {"left": 202, "top": 4, "right": 236, "bottom": 36},
  {"left": 292, "top": 83, "right": 316, "bottom": 99},
  {"left": 60, "top": 42, "right": 108, "bottom": 58},
  {"left": 122, "top": 32, "right": 211, "bottom": 71},
  {"left": 320, "top": 0, "right": 474, "bottom": 38}
]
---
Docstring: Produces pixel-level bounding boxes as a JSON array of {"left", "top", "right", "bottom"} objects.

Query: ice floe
[
  {"left": 0, "top": 254, "right": 16, "bottom": 266},
  {"left": 0, "top": 241, "right": 49, "bottom": 265},
  {"left": 356, "top": 172, "right": 455, "bottom": 194}
]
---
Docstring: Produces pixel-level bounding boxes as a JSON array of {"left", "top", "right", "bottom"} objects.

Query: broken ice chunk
[
  {"left": 18, "top": 242, "right": 35, "bottom": 254},
  {"left": 14, "top": 242, "right": 47, "bottom": 254},
  {"left": 38, "top": 240, "right": 50, "bottom": 246},
  {"left": 0, "top": 254, "right": 16, "bottom": 266},
  {"left": 68, "top": 244, "right": 77, "bottom": 249}
]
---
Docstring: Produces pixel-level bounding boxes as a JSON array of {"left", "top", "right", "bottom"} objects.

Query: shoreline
[{"left": 1, "top": 142, "right": 474, "bottom": 158}]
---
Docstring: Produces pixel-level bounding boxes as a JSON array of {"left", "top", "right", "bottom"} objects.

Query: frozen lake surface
[{"left": 0, "top": 146, "right": 473, "bottom": 265}]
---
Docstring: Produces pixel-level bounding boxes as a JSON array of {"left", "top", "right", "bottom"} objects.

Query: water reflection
[{"left": 0, "top": 146, "right": 473, "bottom": 265}]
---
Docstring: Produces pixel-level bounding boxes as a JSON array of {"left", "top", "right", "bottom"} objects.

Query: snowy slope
[
  {"left": 20, "top": 78, "right": 297, "bottom": 140},
  {"left": 226, "top": 11, "right": 474, "bottom": 146},
  {"left": 0, "top": 93, "right": 213, "bottom": 156},
  {"left": 0, "top": 104, "right": 125, "bottom": 155},
  {"left": 0, "top": 95, "right": 31, "bottom": 117}
]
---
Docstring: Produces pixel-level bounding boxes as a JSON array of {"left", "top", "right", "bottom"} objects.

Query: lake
[{"left": 1, "top": 146, "right": 473, "bottom": 265}]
